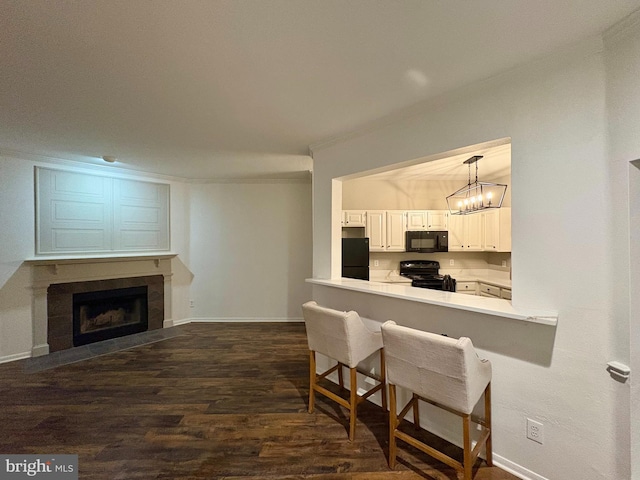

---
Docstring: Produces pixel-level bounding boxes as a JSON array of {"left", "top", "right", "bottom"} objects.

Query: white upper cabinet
[
  {"left": 448, "top": 213, "right": 483, "bottom": 251},
  {"left": 482, "top": 208, "right": 511, "bottom": 252},
  {"left": 386, "top": 210, "right": 406, "bottom": 251},
  {"left": 406, "top": 211, "right": 428, "bottom": 230},
  {"left": 342, "top": 210, "right": 367, "bottom": 227},
  {"left": 365, "top": 210, "right": 386, "bottom": 251},
  {"left": 366, "top": 210, "right": 405, "bottom": 251},
  {"left": 406, "top": 210, "right": 449, "bottom": 231},
  {"left": 427, "top": 210, "right": 449, "bottom": 230}
]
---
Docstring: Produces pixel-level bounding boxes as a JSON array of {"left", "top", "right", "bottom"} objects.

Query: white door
[
  {"left": 406, "top": 211, "right": 428, "bottom": 230},
  {"left": 386, "top": 211, "right": 406, "bottom": 251},
  {"left": 427, "top": 210, "right": 449, "bottom": 230},
  {"left": 448, "top": 215, "right": 465, "bottom": 251},
  {"left": 366, "top": 210, "right": 386, "bottom": 251},
  {"left": 466, "top": 213, "right": 483, "bottom": 251}
]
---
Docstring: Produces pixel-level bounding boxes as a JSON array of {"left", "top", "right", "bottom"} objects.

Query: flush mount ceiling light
[
  {"left": 446, "top": 155, "right": 507, "bottom": 215},
  {"left": 102, "top": 155, "right": 117, "bottom": 163}
]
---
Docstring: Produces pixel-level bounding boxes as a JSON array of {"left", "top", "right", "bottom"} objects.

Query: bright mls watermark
[{"left": 0, "top": 455, "right": 77, "bottom": 479}]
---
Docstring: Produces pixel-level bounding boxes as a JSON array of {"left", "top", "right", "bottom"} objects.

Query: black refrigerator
[{"left": 341, "top": 238, "right": 369, "bottom": 280}]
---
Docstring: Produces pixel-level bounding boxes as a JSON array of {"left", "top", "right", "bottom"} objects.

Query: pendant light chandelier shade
[{"left": 446, "top": 155, "right": 507, "bottom": 215}]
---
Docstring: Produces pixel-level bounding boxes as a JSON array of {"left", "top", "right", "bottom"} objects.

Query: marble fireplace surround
[{"left": 26, "top": 254, "right": 175, "bottom": 357}]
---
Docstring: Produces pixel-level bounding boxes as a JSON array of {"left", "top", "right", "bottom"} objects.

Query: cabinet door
[
  {"left": 479, "top": 283, "right": 501, "bottom": 297},
  {"left": 482, "top": 208, "right": 511, "bottom": 252},
  {"left": 386, "top": 211, "right": 406, "bottom": 251},
  {"left": 343, "top": 210, "right": 367, "bottom": 227},
  {"left": 466, "top": 214, "right": 483, "bottom": 251},
  {"left": 427, "top": 210, "right": 449, "bottom": 230},
  {"left": 483, "top": 210, "right": 499, "bottom": 250},
  {"left": 366, "top": 210, "right": 386, "bottom": 251},
  {"left": 406, "top": 211, "right": 428, "bottom": 230},
  {"left": 456, "top": 281, "right": 478, "bottom": 295},
  {"left": 448, "top": 215, "right": 465, "bottom": 251}
]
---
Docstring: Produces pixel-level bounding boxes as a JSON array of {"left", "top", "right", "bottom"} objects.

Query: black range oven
[{"left": 399, "top": 260, "right": 456, "bottom": 292}]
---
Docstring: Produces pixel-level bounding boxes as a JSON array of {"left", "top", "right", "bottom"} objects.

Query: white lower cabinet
[
  {"left": 479, "top": 283, "right": 501, "bottom": 297},
  {"left": 456, "top": 281, "right": 478, "bottom": 295},
  {"left": 478, "top": 282, "right": 512, "bottom": 300},
  {"left": 457, "top": 281, "right": 511, "bottom": 300}
]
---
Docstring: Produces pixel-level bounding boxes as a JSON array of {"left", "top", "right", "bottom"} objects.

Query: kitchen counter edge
[{"left": 306, "top": 278, "right": 557, "bottom": 326}]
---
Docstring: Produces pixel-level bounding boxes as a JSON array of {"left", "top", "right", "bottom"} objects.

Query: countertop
[
  {"left": 370, "top": 270, "right": 512, "bottom": 289},
  {"left": 307, "top": 277, "right": 556, "bottom": 326}
]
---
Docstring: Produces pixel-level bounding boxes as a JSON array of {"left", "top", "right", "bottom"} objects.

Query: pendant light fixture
[{"left": 446, "top": 155, "right": 507, "bottom": 215}]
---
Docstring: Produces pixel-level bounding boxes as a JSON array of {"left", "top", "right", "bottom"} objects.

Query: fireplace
[
  {"left": 46, "top": 274, "right": 165, "bottom": 353},
  {"left": 73, "top": 286, "right": 149, "bottom": 346}
]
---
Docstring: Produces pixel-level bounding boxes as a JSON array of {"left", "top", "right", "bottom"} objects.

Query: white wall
[
  {"left": 0, "top": 156, "right": 37, "bottom": 361},
  {"left": 604, "top": 14, "right": 640, "bottom": 479},
  {"left": 311, "top": 33, "right": 635, "bottom": 480},
  {"left": 0, "top": 155, "right": 312, "bottom": 360},
  {"left": 0, "top": 153, "right": 193, "bottom": 360},
  {"left": 188, "top": 181, "right": 312, "bottom": 321}
]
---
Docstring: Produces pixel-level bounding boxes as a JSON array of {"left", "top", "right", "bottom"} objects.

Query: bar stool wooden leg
[
  {"left": 463, "top": 414, "right": 472, "bottom": 480},
  {"left": 349, "top": 367, "right": 358, "bottom": 441},
  {"left": 380, "top": 349, "right": 387, "bottom": 410},
  {"left": 308, "top": 350, "right": 316, "bottom": 413},
  {"left": 338, "top": 363, "right": 344, "bottom": 388},
  {"left": 485, "top": 383, "right": 493, "bottom": 466},
  {"left": 412, "top": 393, "right": 420, "bottom": 429},
  {"left": 389, "top": 384, "right": 398, "bottom": 468}
]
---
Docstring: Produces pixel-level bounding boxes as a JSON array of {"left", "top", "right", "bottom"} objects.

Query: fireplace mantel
[
  {"left": 25, "top": 252, "right": 177, "bottom": 265},
  {"left": 27, "top": 254, "right": 175, "bottom": 357}
]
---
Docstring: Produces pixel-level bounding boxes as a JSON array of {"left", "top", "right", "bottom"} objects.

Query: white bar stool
[
  {"left": 381, "top": 320, "right": 492, "bottom": 480},
  {"left": 301, "top": 301, "right": 387, "bottom": 441}
]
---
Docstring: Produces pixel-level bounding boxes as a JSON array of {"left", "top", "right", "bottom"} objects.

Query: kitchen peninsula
[{"left": 306, "top": 277, "right": 556, "bottom": 326}]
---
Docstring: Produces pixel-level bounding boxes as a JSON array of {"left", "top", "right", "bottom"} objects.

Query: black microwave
[{"left": 405, "top": 230, "right": 448, "bottom": 253}]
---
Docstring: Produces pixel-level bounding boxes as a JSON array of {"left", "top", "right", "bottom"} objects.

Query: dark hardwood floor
[{"left": 0, "top": 323, "right": 520, "bottom": 479}]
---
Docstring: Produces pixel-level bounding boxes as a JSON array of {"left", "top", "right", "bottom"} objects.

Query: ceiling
[
  {"left": 353, "top": 142, "right": 511, "bottom": 182},
  {"left": 0, "top": 1, "right": 638, "bottom": 180}
]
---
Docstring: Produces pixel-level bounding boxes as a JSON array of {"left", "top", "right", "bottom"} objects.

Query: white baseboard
[
  {"left": 353, "top": 387, "right": 545, "bottom": 480},
  {"left": 0, "top": 351, "right": 32, "bottom": 364},
  {"left": 31, "top": 343, "right": 50, "bottom": 357},
  {"left": 492, "top": 454, "right": 549, "bottom": 480}
]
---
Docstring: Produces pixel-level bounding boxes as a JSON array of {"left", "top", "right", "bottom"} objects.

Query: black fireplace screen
[{"left": 72, "top": 286, "right": 148, "bottom": 346}]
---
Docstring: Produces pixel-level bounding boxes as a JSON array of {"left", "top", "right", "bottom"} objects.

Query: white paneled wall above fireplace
[{"left": 35, "top": 167, "right": 170, "bottom": 255}]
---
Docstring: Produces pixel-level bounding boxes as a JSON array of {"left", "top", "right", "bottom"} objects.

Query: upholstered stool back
[
  {"left": 381, "top": 320, "right": 492, "bottom": 480},
  {"left": 301, "top": 301, "right": 387, "bottom": 441},
  {"left": 381, "top": 321, "right": 491, "bottom": 414}
]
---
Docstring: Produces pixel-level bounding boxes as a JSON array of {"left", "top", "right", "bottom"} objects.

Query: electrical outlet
[
  {"left": 189, "top": 299, "right": 195, "bottom": 308},
  {"left": 526, "top": 418, "right": 544, "bottom": 444},
  {"left": 449, "top": 259, "right": 454, "bottom": 266},
  {"left": 373, "top": 260, "right": 379, "bottom": 267}
]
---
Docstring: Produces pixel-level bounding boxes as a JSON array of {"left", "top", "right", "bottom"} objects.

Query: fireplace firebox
[{"left": 72, "top": 286, "right": 149, "bottom": 347}]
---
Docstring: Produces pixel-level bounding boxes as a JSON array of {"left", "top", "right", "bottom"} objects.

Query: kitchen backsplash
[{"left": 369, "top": 251, "right": 510, "bottom": 273}]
